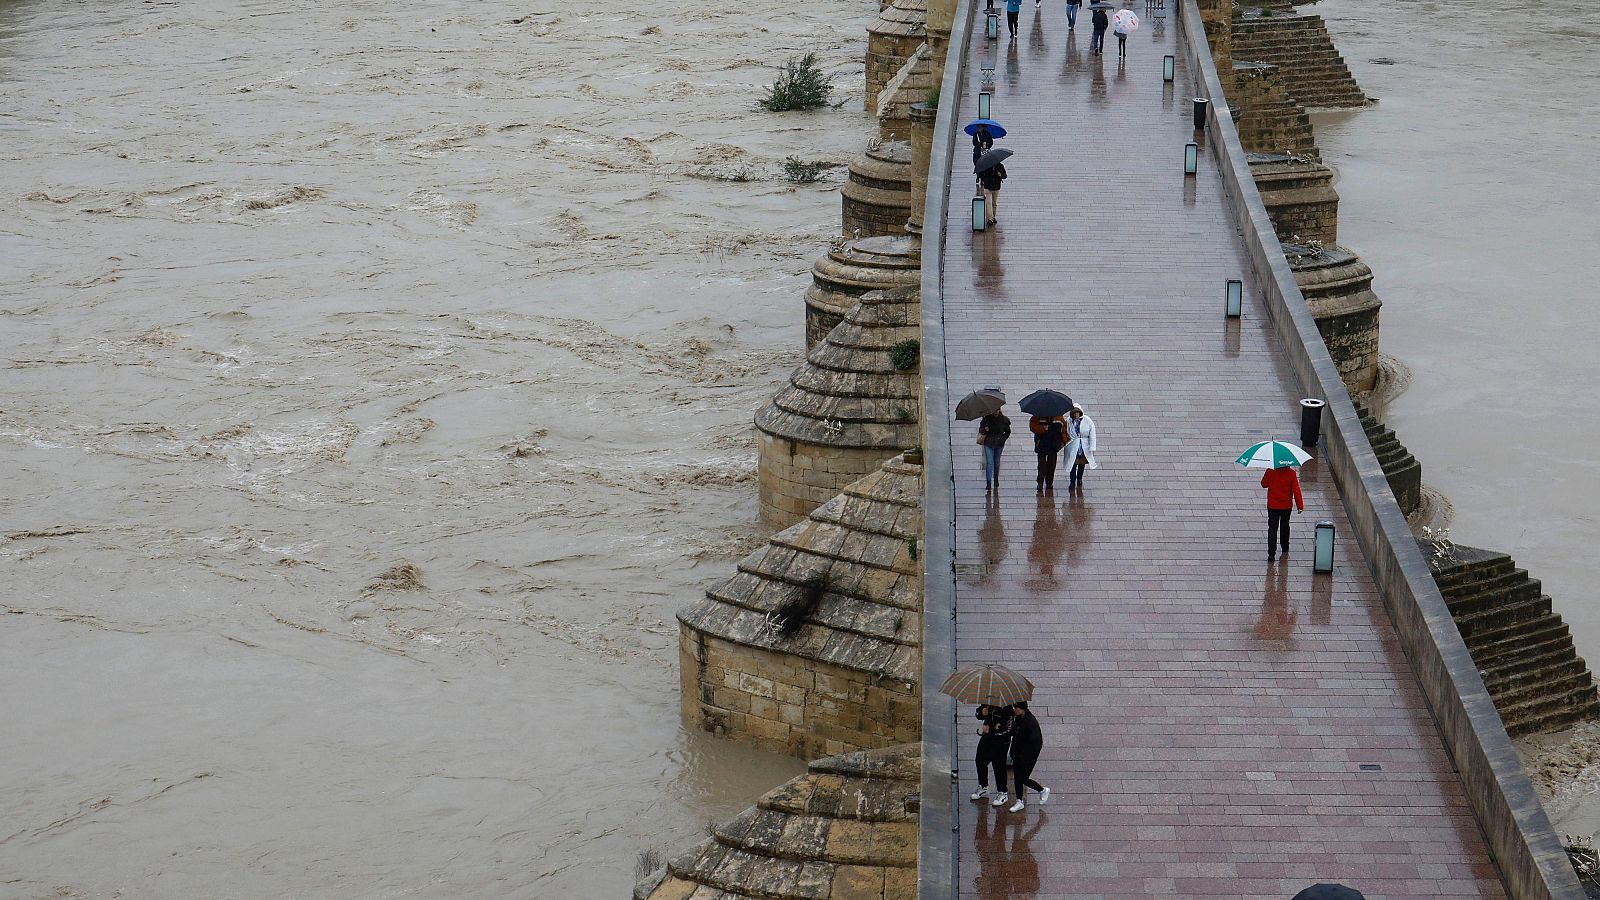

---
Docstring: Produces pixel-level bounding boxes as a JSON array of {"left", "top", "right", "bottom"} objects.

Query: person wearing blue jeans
[
  {"left": 978, "top": 411, "right": 1012, "bottom": 494},
  {"left": 1065, "top": 0, "right": 1081, "bottom": 29}
]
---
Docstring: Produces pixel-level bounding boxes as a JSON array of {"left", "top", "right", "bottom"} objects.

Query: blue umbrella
[{"left": 964, "top": 118, "right": 1008, "bottom": 138}]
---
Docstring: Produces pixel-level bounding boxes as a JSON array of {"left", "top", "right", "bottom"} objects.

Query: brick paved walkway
[{"left": 940, "top": 6, "right": 1505, "bottom": 899}]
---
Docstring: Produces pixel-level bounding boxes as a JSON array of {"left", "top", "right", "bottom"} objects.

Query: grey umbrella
[
  {"left": 1290, "top": 886, "right": 1365, "bottom": 900},
  {"left": 974, "top": 147, "right": 1014, "bottom": 174},
  {"left": 1018, "top": 389, "right": 1073, "bottom": 417},
  {"left": 955, "top": 389, "right": 1006, "bottom": 421}
]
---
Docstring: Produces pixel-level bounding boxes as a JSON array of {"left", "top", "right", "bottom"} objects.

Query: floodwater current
[
  {"left": 0, "top": 0, "right": 881, "bottom": 895},
  {"left": 1311, "top": 0, "right": 1600, "bottom": 836}
]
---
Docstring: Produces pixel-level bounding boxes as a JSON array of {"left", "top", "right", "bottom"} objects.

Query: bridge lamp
[
  {"left": 1163, "top": 55, "right": 1175, "bottom": 82},
  {"left": 1225, "top": 279, "right": 1243, "bottom": 317},
  {"left": 986, "top": 11, "right": 1000, "bottom": 39},
  {"left": 1314, "top": 521, "right": 1336, "bottom": 574},
  {"left": 978, "top": 90, "right": 992, "bottom": 119},
  {"left": 972, "top": 192, "right": 987, "bottom": 231},
  {"left": 1183, "top": 141, "right": 1198, "bottom": 175}
]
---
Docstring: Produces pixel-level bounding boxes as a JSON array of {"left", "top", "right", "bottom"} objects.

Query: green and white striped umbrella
[{"left": 1235, "top": 440, "right": 1311, "bottom": 469}]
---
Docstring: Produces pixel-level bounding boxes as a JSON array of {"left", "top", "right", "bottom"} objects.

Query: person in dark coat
[
  {"left": 971, "top": 124, "right": 994, "bottom": 173},
  {"left": 1005, "top": 701, "right": 1048, "bottom": 812},
  {"left": 978, "top": 162, "right": 1007, "bottom": 226},
  {"left": 969, "top": 704, "right": 1013, "bottom": 804},
  {"left": 978, "top": 410, "right": 1012, "bottom": 494},
  {"left": 1029, "top": 414, "right": 1066, "bottom": 493},
  {"left": 1090, "top": 4, "right": 1109, "bottom": 54}
]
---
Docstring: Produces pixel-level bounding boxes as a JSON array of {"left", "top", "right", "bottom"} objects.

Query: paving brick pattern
[{"left": 940, "top": 7, "right": 1505, "bottom": 898}]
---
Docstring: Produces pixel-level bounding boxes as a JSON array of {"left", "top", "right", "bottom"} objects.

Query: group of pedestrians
[
  {"left": 994, "top": 0, "right": 1130, "bottom": 56},
  {"left": 970, "top": 701, "right": 1049, "bottom": 812},
  {"left": 977, "top": 404, "right": 1098, "bottom": 494}
]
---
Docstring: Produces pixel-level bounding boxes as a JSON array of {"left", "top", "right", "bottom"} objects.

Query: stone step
[
  {"left": 1505, "top": 693, "right": 1600, "bottom": 738},
  {"left": 1487, "top": 663, "right": 1593, "bottom": 709},
  {"left": 710, "top": 805, "right": 917, "bottom": 869},
  {"left": 1464, "top": 617, "right": 1571, "bottom": 665},
  {"left": 1439, "top": 567, "right": 1535, "bottom": 599},
  {"left": 1498, "top": 684, "right": 1600, "bottom": 737},
  {"left": 1432, "top": 553, "right": 1517, "bottom": 590},
  {"left": 1452, "top": 596, "right": 1553, "bottom": 640},
  {"left": 1442, "top": 573, "right": 1543, "bottom": 615},
  {"left": 1479, "top": 640, "right": 1583, "bottom": 684}
]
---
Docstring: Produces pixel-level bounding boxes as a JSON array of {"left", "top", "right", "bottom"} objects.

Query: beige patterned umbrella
[{"left": 938, "top": 663, "right": 1035, "bottom": 705}]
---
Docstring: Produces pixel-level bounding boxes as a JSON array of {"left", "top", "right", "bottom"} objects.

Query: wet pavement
[{"left": 940, "top": 5, "right": 1504, "bottom": 898}]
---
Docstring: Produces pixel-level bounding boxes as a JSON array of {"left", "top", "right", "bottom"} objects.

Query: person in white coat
[{"left": 1065, "top": 404, "right": 1098, "bottom": 491}]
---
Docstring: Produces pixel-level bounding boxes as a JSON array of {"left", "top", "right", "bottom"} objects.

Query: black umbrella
[
  {"left": 955, "top": 389, "right": 1006, "bottom": 421},
  {"left": 1291, "top": 886, "right": 1365, "bottom": 900},
  {"left": 974, "top": 147, "right": 1013, "bottom": 174},
  {"left": 1088, "top": 2, "right": 1114, "bottom": 8},
  {"left": 1018, "top": 389, "right": 1073, "bottom": 418}
]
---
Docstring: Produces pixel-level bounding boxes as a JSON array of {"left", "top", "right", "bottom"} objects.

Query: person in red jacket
[{"left": 1260, "top": 463, "right": 1304, "bottom": 562}]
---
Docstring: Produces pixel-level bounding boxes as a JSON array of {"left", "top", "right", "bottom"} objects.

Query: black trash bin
[
  {"left": 1192, "top": 97, "right": 1208, "bottom": 130},
  {"left": 1299, "top": 398, "right": 1326, "bottom": 448}
]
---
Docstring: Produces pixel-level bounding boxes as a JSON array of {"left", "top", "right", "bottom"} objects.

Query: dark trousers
[
  {"left": 1092, "top": 25, "right": 1106, "bottom": 51},
  {"left": 1006, "top": 10, "right": 1019, "bottom": 33},
  {"left": 1268, "top": 507, "right": 1292, "bottom": 555},
  {"left": 1035, "top": 451, "right": 1059, "bottom": 489},
  {"left": 1116, "top": 32, "right": 1126, "bottom": 55},
  {"left": 976, "top": 737, "right": 1008, "bottom": 792},
  {"left": 1068, "top": 458, "right": 1086, "bottom": 488},
  {"left": 1011, "top": 756, "right": 1043, "bottom": 798}
]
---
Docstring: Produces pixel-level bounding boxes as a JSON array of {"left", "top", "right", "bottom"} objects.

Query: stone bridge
[{"left": 914, "top": 1, "right": 1584, "bottom": 898}]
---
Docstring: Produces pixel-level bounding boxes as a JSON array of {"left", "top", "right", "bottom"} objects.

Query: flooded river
[
  {"left": 1312, "top": 0, "right": 1600, "bottom": 836},
  {"left": 0, "top": 0, "right": 876, "bottom": 894}
]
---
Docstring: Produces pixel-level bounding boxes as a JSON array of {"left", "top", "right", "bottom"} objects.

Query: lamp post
[
  {"left": 1163, "top": 55, "right": 1175, "bottom": 82},
  {"left": 972, "top": 191, "right": 987, "bottom": 232},
  {"left": 1183, "top": 141, "right": 1198, "bottom": 175},
  {"left": 986, "top": 11, "right": 1000, "bottom": 39},
  {"left": 1225, "top": 279, "right": 1243, "bottom": 317},
  {"left": 1192, "top": 97, "right": 1208, "bottom": 130},
  {"left": 1314, "top": 521, "right": 1336, "bottom": 574},
  {"left": 978, "top": 90, "right": 992, "bottom": 119}
]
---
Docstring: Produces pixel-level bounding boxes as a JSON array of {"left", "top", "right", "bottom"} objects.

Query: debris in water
[{"left": 367, "top": 562, "right": 425, "bottom": 593}]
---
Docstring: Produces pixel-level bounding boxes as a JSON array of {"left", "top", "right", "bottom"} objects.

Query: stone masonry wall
[
  {"left": 679, "top": 630, "right": 921, "bottom": 759},
  {"left": 757, "top": 432, "right": 900, "bottom": 528}
]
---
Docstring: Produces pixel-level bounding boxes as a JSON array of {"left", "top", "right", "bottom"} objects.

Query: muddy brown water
[
  {"left": 0, "top": 0, "right": 885, "bottom": 895},
  {"left": 1311, "top": 0, "right": 1600, "bottom": 837}
]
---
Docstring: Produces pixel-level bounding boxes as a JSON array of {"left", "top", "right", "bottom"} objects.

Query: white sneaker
[
  {"left": 970, "top": 788, "right": 991, "bottom": 801},
  {"left": 990, "top": 792, "right": 1009, "bottom": 807},
  {"left": 1009, "top": 799, "right": 1025, "bottom": 813},
  {"left": 1039, "top": 787, "right": 1050, "bottom": 805}
]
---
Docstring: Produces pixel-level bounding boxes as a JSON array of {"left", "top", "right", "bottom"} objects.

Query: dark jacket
[
  {"left": 975, "top": 705, "right": 1013, "bottom": 743},
  {"left": 1009, "top": 711, "right": 1043, "bottom": 765},
  {"left": 979, "top": 413, "right": 1012, "bottom": 449},
  {"left": 1030, "top": 416, "right": 1066, "bottom": 454},
  {"left": 978, "top": 162, "right": 1007, "bottom": 192},
  {"left": 1091, "top": 7, "right": 1109, "bottom": 29}
]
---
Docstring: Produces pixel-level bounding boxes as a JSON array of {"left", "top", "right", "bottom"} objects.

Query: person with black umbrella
[
  {"left": 1090, "top": 2, "right": 1111, "bottom": 54},
  {"left": 978, "top": 159, "right": 1007, "bottom": 226},
  {"left": 1030, "top": 411, "right": 1066, "bottom": 493},
  {"left": 978, "top": 408, "right": 1011, "bottom": 494}
]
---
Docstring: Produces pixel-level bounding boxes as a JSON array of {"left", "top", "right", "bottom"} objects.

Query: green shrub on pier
[
  {"left": 763, "top": 53, "right": 833, "bottom": 111},
  {"left": 888, "top": 339, "right": 920, "bottom": 371}
]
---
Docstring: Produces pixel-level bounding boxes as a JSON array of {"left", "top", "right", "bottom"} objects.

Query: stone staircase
[
  {"left": 1232, "top": 10, "right": 1368, "bottom": 108},
  {"left": 1228, "top": 61, "right": 1319, "bottom": 159},
  {"left": 1354, "top": 403, "right": 1420, "bottom": 518},
  {"left": 1429, "top": 543, "right": 1600, "bottom": 737}
]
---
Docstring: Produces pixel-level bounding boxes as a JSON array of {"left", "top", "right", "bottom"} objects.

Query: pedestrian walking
[
  {"left": 969, "top": 704, "right": 1013, "bottom": 804},
  {"left": 1030, "top": 413, "right": 1066, "bottom": 493},
  {"left": 1064, "top": 404, "right": 1098, "bottom": 491},
  {"left": 978, "top": 409, "right": 1012, "bottom": 494},
  {"left": 971, "top": 124, "right": 994, "bottom": 173},
  {"left": 978, "top": 161, "right": 1006, "bottom": 226},
  {"left": 1113, "top": 21, "right": 1128, "bottom": 56},
  {"left": 1005, "top": 0, "right": 1022, "bottom": 38},
  {"left": 1260, "top": 462, "right": 1304, "bottom": 562},
  {"left": 1064, "top": 0, "right": 1082, "bottom": 29},
  {"left": 1090, "top": 4, "right": 1109, "bottom": 54},
  {"left": 1005, "top": 701, "right": 1048, "bottom": 812}
]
